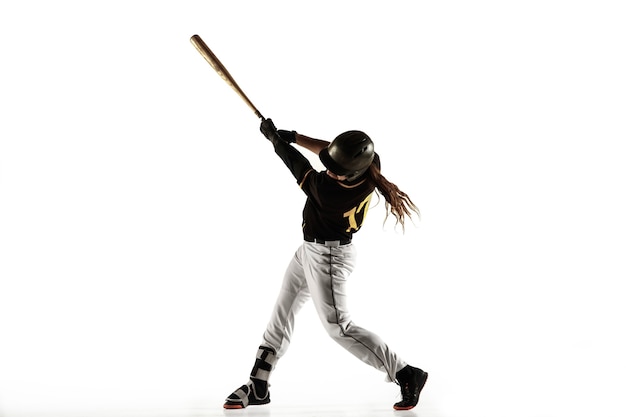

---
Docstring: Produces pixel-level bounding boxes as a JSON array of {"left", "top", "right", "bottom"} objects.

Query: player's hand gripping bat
[{"left": 190, "top": 34, "right": 264, "bottom": 119}]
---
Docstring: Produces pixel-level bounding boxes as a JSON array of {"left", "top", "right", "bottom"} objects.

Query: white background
[{"left": 1, "top": 1, "right": 625, "bottom": 416}]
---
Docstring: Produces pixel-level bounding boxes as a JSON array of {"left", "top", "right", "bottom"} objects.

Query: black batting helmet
[{"left": 319, "top": 130, "right": 375, "bottom": 181}]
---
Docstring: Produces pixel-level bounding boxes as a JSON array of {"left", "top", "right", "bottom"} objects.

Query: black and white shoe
[
  {"left": 223, "top": 379, "right": 270, "bottom": 409},
  {"left": 393, "top": 365, "right": 428, "bottom": 410}
]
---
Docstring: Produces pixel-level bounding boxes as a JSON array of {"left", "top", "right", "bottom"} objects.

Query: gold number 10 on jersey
[{"left": 344, "top": 194, "right": 373, "bottom": 233}]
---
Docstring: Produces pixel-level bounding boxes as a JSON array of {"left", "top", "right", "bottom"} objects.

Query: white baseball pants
[{"left": 261, "top": 241, "right": 406, "bottom": 382}]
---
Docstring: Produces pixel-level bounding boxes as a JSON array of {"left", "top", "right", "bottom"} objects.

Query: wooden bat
[{"left": 190, "top": 34, "right": 264, "bottom": 119}]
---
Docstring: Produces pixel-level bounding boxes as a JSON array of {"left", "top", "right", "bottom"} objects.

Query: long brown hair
[{"left": 366, "top": 162, "right": 420, "bottom": 231}]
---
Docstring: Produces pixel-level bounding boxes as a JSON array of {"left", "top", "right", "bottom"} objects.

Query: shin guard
[{"left": 249, "top": 345, "right": 277, "bottom": 399}]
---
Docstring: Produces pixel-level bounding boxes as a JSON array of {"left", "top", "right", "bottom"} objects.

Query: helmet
[{"left": 319, "top": 130, "right": 375, "bottom": 181}]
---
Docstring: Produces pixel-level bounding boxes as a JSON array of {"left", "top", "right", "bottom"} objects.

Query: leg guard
[{"left": 224, "top": 346, "right": 277, "bottom": 409}]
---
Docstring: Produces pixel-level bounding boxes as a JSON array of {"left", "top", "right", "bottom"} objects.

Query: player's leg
[
  {"left": 224, "top": 245, "right": 310, "bottom": 409},
  {"left": 302, "top": 242, "right": 427, "bottom": 409},
  {"left": 261, "top": 245, "right": 311, "bottom": 357}
]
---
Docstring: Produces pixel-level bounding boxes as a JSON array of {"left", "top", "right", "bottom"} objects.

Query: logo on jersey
[{"left": 344, "top": 193, "right": 373, "bottom": 233}]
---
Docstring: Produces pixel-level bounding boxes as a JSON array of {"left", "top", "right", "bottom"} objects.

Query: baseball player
[{"left": 223, "top": 118, "right": 427, "bottom": 411}]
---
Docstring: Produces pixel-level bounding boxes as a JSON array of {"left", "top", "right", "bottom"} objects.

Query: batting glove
[
  {"left": 260, "top": 118, "right": 280, "bottom": 144},
  {"left": 277, "top": 129, "right": 297, "bottom": 143}
]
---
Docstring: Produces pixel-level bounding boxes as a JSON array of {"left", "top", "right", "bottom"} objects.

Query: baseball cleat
[{"left": 393, "top": 365, "right": 428, "bottom": 410}]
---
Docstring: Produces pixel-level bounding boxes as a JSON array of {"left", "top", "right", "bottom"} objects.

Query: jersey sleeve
[{"left": 272, "top": 140, "right": 314, "bottom": 185}]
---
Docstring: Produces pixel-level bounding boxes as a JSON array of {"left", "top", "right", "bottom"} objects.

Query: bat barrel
[{"left": 191, "top": 35, "right": 263, "bottom": 119}]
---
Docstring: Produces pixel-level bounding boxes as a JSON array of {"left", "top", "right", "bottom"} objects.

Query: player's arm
[
  {"left": 292, "top": 133, "right": 330, "bottom": 155},
  {"left": 272, "top": 140, "right": 313, "bottom": 184},
  {"left": 272, "top": 129, "right": 330, "bottom": 155},
  {"left": 260, "top": 119, "right": 313, "bottom": 183}
]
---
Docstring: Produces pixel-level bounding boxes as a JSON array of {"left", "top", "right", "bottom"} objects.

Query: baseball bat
[{"left": 190, "top": 34, "right": 264, "bottom": 119}]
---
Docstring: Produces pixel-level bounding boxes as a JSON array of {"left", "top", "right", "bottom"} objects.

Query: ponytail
[{"left": 367, "top": 163, "right": 420, "bottom": 231}]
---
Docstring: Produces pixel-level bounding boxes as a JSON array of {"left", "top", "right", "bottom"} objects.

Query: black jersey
[
  {"left": 272, "top": 139, "right": 380, "bottom": 242},
  {"left": 300, "top": 166, "right": 377, "bottom": 241}
]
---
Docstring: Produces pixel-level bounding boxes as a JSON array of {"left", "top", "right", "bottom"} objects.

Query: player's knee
[{"left": 322, "top": 319, "right": 352, "bottom": 340}]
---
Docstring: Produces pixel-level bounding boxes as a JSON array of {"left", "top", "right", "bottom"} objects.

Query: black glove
[
  {"left": 260, "top": 118, "right": 281, "bottom": 145},
  {"left": 260, "top": 118, "right": 296, "bottom": 145},
  {"left": 277, "top": 129, "right": 296, "bottom": 143}
]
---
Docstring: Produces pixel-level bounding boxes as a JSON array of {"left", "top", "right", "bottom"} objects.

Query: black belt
[{"left": 304, "top": 236, "right": 352, "bottom": 246}]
